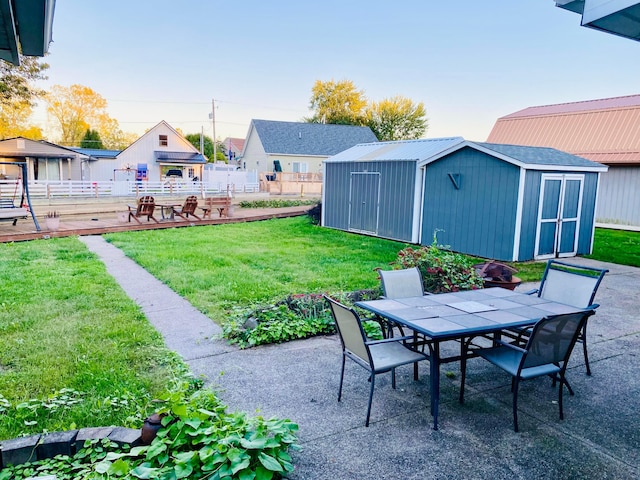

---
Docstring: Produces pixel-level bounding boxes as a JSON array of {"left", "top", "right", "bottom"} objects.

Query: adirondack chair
[
  {"left": 174, "top": 195, "right": 201, "bottom": 221},
  {"left": 128, "top": 196, "right": 159, "bottom": 224}
]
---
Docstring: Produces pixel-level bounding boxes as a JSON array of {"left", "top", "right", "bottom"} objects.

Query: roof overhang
[
  {"left": 556, "top": 0, "right": 640, "bottom": 41},
  {"left": 154, "top": 151, "right": 207, "bottom": 164},
  {"left": 0, "top": 0, "right": 55, "bottom": 65}
]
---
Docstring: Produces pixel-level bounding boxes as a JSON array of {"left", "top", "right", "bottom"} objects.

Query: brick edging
[{"left": 0, "top": 426, "right": 142, "bottom": 470}]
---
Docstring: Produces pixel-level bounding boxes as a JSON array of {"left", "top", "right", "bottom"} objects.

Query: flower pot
[{"left": 45, "top": 217, "right": 60, "bottom": 231}]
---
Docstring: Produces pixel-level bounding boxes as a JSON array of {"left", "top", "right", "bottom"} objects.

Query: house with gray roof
[
  {"left": 241, "top": 119, "right": 378, "bottom": 175},
  {"left": 0, "top": 137, "right": 91, "bottom": 181},
  {"left": 323, "top": 138, "right": 607, "bottom": 261}
]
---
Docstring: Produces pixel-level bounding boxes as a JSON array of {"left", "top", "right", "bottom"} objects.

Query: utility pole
[{"left": 211, "top": 98, "right": 216, "bottom": 162}]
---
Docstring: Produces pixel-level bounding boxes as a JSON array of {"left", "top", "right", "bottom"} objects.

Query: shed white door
[
  {"left": 349, "top": 172, "right": 380, "bottom": 234},
  {"left": 535, "top": 174, "right": 584, "bottom": 259}
]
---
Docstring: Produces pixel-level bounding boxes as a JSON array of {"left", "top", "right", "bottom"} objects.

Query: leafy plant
[
  {"left": 0, "top": 390, "right": 300, "bottom": 480},
  {"left": 390, "top": 232, "right": 483, "bottom": 293}
]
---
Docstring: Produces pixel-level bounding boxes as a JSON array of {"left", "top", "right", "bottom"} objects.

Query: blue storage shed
[{"left": 322, "top": 138, "right": 608, "bottom": 261}]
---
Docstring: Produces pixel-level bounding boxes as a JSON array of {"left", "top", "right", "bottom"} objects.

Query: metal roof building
[
  {"left": 487, "top": 94, "right": 640, "bottom": 227},
  {"left": 323, "top": 138, "right": 606, "bottom": 261}
]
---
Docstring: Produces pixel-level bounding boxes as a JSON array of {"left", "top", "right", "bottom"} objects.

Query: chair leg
[
  {"left": 582, "top": 324, "right": 591, "bottom": 376},
  {"left": 391, "top": 368, "right": 396, "bottom": 389},
  {"left": 413, "top": 332, "right": 419, "bottom": 380},
  {"left": 338, "top": 355, "right": 346, "bottom": 402},
  {"left": 558, "top": 374, "right": 565, "bottom": 420},
  {"left": 365, "top": 374, "right": 376, "bottom": 427},
  {"left": 512, "top": 377, "right": 521, "bottom": 433}
]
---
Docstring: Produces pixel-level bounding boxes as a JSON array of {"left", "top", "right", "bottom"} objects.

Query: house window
[
  {"left": 159, "top": 135, "right": 168, "bottom": 147},
  {"left": 292, "top": 162, "right": 308, "bottom": 173}
]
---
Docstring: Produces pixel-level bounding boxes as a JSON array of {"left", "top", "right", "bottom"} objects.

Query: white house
[{"left": 79, "top": 121, "right": 207, "bottom": 182}]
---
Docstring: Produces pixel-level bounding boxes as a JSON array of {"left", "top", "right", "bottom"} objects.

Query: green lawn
[
  {"left": 104, "top": 217, "right": 408, "bottom": 322},
  {"left": 0, "top": 238, "right": 187, "bottom": 440},
  {"left": 586, "top": 227, "right": 640, "bottom": 267}
]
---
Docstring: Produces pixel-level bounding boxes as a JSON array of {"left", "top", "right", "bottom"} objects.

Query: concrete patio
[{"left": 81, "top": 236, "right": 640, "bottom": 480}]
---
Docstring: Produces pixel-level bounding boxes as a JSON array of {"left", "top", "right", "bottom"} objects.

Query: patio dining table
[{"left": 355, "top": 288, "right": 582, "bottom": 430}]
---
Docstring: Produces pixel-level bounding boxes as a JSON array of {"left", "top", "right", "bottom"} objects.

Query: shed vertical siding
[
  {"left": 421, "top": 148, "right": 519, "bottom": 260},
  {"left": 577, "top": 172, "right": 598, "bottom": 254},
  {"left": 323, "top": 161, "right": 415, "bottom": 242},
  {"left": 597, "top": 166, "right": 640, "bottom": 226}
]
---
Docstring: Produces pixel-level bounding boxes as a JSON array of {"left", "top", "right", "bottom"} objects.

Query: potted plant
[{"left": 45, "top": 211, "right": 60, "bottom": 231}]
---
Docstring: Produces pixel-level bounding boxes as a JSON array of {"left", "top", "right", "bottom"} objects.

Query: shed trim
[{"left": 512, "top": 167, "right": 527, "bottom": 261}]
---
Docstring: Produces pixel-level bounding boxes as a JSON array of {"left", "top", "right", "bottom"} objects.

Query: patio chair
[
  {"left": 515, "top": 260, "right": 608, "bottom": 375},
  {"left": 174, "top": 195, "right": 202, "bottom": 221},
  {"left": 325, "top": 295, "right": 429, "bottom": 427},
  {"left": 379, "top": 267, "right": 425, "bottom": 299},
  {"left": 128, "top": 196, "right": 159, "bottom": 224},
  {"left": 378, "top": 267, "right": 432, "bottom": 378},
  {"left": 460, "top": 310, "right": 595, "bottom": 432}
]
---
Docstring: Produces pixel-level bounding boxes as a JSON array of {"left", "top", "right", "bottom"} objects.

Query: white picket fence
[{"left": 0, "top": 179, "right": 260, "bottom": 200}]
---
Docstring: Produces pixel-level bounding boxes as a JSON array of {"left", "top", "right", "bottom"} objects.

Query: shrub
[
  {"left": 238, "top": 199, "right": 319, "bottom": 209},
  {"left": 390, "top": 234, "right": 483, "bottom": 293}
]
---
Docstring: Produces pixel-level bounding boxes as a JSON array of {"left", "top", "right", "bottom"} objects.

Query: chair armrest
[
  {"left": 366, "top": 335, "right": 414, "bottom": 345},
  {"left": 493, "top": 339, "right": 527, "bottom": 353}
]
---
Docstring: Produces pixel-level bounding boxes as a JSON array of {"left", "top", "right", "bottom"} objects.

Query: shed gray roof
[
  {"left": 470, "top": 142, "right": 608, "bottom": 171},
  {"left": 325, "top": 137, "right": 464, "bottom": 163},
  {"left": 325, "top": 137, "right": 607, "bottom": 173},
  {"left": 251, "top": 119, "right": 378, "bottom": 156}
]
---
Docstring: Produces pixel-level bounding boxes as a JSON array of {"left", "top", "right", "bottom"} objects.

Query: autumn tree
[
  {"left": 45, "top": 84, "right": 136, "bottom": 149},
  {"left": 80, "top": 129, "right": 104, "bottom": 149},
  {"left": 0, "top": 55, "right": 48, "bottom": 139},
  {"left": 306, "top": 79, "right": 368, "bottom": 125},
  {"left": 366, "top": 96, "right": 428, "bottom": 141}
]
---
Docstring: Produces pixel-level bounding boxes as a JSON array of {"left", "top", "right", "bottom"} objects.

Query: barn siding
[
  {"left": 597, "top": 166, "right": 640, "bottom": 226},
  {"left": 421, "top": 148, "right": 519, "bottom": 260},
  {"left": 323, "top": 161, "right": 416, "bottom": 242}
]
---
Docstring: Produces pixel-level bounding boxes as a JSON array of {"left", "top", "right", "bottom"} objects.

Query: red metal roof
[{"left": 487, "top": 94, "right": 640, "bottom": 165}]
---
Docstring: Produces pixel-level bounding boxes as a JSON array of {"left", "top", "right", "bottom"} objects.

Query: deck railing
[{"left": 0, "top": 179, "right": 260, "bottom": 199}]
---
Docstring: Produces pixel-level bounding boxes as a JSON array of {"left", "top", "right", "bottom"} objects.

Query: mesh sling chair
[
  {"left": 515, "top": 260, "right": 608, "bottom": 375},
  {"left": 378, "top": 267, "right": 431, "bottom": 379},
  {"left": 325, "top": 295, "right": 429, "bottom": 427},
  {"left": 460, "top": 310, "right": 595, "bottom": 432}
]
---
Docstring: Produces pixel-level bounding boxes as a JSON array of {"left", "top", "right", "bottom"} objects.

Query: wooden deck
[{"left": 0, "top": 205, "right": 312, "bottom": 243}]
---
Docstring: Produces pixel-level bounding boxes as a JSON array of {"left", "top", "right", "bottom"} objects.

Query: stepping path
[{"left": 79, "top": 235, "right": 234, "bottom": 361}]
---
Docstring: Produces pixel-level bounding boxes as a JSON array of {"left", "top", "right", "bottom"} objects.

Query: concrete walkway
[{"left": 80, "top": 236, "right": 640, "bottom": 480}]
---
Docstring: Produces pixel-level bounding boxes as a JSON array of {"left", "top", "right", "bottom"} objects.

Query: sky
[{"left": 31, "top": 0, "right": 640, "bottom": 144}]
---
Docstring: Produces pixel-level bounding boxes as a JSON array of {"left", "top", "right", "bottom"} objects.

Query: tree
[
  {"left": 306, "top": 79, "right": 368, "bottom": 125},
  {"left": 45, "top": 84, "right": 136, "bottom": 149},
  {"left": 185, "top": 133, "right": 228, "bottom": 162},
  {"left": 366, "top": 96, "right": 428, "bottom": 141},
  {"left": 0, "top": 55, "right": 48, "bottom": 139},
  {"left": 80, "top": 129, "right": 104, "bottom": 149}
]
